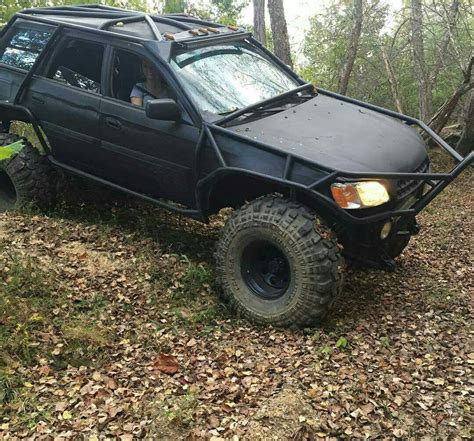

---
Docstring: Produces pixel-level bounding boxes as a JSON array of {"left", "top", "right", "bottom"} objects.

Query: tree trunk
[
  {"left": 427, "top": 56, "right": 473, "bottom": 138},
  {"left": 267, "top": 0, "right": 292, "bottom": 68},
  {"left": 382, "top": 46, "right": 404, "bottom": 113},
  {"left": 430, "top": 1, "right": 460, "bottom": 87},
  {"left": 410, "top": 0, "right": 432, "bottom": 121},
  {"left": 456, "top": 92, "right": 474, "bottom": 155},
  {"left": 253, "top": 0, "right": 266, "bottom": 45},
  {"left": 457, "top": 65, "right": 474, "bottom": 156},
  {"left": 427, "top": 82, "right": 472, "bottom": 135},
  {"left": 337, "top": 0, "right": 363, "bottom": 95}
]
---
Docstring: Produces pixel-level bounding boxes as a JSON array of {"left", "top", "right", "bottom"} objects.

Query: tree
[
  {"left": 253, "top": 0, "right": 266, "bottom": 45},
  {"left": 267, "top": 0, "right": 292, "bottom": 68},
  {"left": 410, "top": 0, "right": 431, "bottom": 121},
  {"left": 409, "top": 1, "right": 461, "bottom": 121},
  {"left": 186, "top": 0, "right": 248, "bottom": 25},
  {"left": 211, "top": 0, "right": 249, "bottom": 25},
  {"left": 456, "top": 57, "right": 474, "bottom": 155},
  {"left": 162, "top": 0, "right": 187, "bottom": 14},
  {"left": 337, "top": 0, "right": 363, "bottom": 95},
  {"left": 427, "top": 56, "right": 473, "bottom": 136},
  {"left": 381, "top": 44, "right": 404, "bottom": 113},
  {"left": 301, "top": 1, "right": 389, "bottom": 104}
]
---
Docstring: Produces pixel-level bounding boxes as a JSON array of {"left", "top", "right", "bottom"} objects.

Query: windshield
[{"left": 170, "top": 42, "right": 300, "bottom": 115}]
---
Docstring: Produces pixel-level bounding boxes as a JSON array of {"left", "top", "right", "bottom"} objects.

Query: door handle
[{"left": 105, "top": 117, "right": 122, "bottom": 130}]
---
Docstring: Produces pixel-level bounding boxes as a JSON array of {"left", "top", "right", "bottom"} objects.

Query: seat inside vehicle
[{"left": 113, "top": 51, "right": 143, "bottom": 102}]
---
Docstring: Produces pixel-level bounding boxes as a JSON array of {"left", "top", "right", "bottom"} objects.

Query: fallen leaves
[
  {"left": 0, "top": 157, "right": 472, "bottom": 439},
  {"left": 152, "top": 354, "right": 180, "bottom": 375}
]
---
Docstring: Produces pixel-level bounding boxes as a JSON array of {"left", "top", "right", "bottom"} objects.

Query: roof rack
[{"left": 18, "top": 5, "right": 247, "bottom": 44}]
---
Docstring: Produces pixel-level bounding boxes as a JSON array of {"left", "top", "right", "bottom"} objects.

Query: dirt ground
[{"left": 0, "top": 155, "right": 472, "bottom": 440}]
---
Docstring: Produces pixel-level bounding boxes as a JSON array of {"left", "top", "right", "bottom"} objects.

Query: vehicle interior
[
  {"left": 111, "top": 50, "right": 175, "bottom": 104},
  {"left": 112, "top": 50, "right": 143, "bottom": 102},
  {"left": 47, "top": 40, "right": 104, "bottom": 94}
]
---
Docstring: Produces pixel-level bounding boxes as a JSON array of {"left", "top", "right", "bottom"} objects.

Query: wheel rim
[
  {"left": 0, "top": 169, "right": 17, "bottom": 211},
  {"left": 241, "top": 240, "right": 291, "bottom": 299}
]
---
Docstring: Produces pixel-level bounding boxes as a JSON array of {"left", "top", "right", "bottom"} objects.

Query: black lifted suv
[{"left": 0, "top": 5, "right": 472, "bottom": 327}]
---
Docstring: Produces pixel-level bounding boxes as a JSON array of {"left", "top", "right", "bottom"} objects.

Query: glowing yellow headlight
[{"left": 331, "top": 181, "right": 390, "bottom": 209}]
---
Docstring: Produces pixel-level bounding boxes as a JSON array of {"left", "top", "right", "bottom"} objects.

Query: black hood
[{"left": 230, "top": 94, "right": 428, "bottom": 173}]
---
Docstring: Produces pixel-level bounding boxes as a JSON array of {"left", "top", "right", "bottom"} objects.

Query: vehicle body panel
[
  {"left": 99, "top": 97, "right": 198, "bottom": 206},
  {"left": 22, "top": 77, "right": 102, "bottom": 168},
  {"left": 230, "top": 94, "right": 428, "bottom": 173}
]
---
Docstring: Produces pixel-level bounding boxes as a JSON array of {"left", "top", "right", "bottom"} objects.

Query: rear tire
[
  {"left": 216, "top": 196, "right": 345, "bottom": 328},
  {"left": 0, "top": 133, "right": 56, "bottom": 212}
]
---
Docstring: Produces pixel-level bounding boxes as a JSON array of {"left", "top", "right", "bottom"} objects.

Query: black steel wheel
[
  {"left": 241, "top": 240, "right": 291, "bottom": 300},
  {"left": 0, "top": 133, "right": 56, "bottom": 212},
  {"left": 216, "top": 196, "right": 345, "bottom": 328}
]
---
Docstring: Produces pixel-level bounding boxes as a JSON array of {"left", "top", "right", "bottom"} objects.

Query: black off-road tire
[
  {"left": 216, "top": 196, "right": 345, "bottom": 328},
  {"left": 0, "top": 133, "right": 56, "bottom": 212}
]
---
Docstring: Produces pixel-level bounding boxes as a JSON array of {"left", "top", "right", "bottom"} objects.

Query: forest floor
[{"left": 0, "top": 152, "right": 472, "bottom": 440}]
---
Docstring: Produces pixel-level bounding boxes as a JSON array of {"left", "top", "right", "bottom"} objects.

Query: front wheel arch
[{"left": 198, "top": 171, "right": 292, "bottom": 216}]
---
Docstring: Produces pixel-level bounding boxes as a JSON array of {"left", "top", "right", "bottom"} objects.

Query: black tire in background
[
  {"left": 0, "top": 133, "right": 56, "bottom": 212},
  {"left": 216, "top": 196, "right": 345, "bottom": 328}
]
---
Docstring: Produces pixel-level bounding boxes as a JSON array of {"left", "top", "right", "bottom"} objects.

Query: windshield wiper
[
  {"left": 216, "top": 83, "right": 314, "bottom": 125},
  {"left": 218, "top": 108, "right": 239, "bottom": 116}
]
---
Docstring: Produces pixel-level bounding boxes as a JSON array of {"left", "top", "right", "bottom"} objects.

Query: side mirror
[{"left": 146, "top": 98, "right": 181, "bottom": 121}]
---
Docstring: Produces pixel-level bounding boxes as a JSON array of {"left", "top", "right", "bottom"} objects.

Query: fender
[{"left": 0, "top": 102, "right": 51, "bottom": 155}]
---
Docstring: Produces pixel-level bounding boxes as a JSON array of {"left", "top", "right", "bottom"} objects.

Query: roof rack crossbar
[
  {"left": 99, "top": 14, "right": 168, "bottom": 41},
  {"left": 163, "top": 15, "right": 228, "bottom": 28},
  {"left": 98, "top": 14, "right": 146, "bottom": 30},
  {"left": 15, "top": 12, "right": 145, "bottom": 43},
  {"left": 21, "top": 8, "right": 132, "bottom": 19},
  {"left": 144, "top": 15, "right": 163, "bottom": 41},
  {"left": 17, "top": 6, "right": 243, "bottom": 43},
  {"left": 162, "top": 13, "right": 190, "bottom": 17},
  {"left": 149, "top": 15, "right": 194, "bottom": 31}
]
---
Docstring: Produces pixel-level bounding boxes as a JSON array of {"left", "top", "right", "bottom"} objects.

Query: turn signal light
[{"left": 331, "top": 181, "right": 390, "bottom": 209}]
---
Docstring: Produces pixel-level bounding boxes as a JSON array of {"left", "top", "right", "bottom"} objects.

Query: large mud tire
[
  {"left": 0, "top": 133, "right": 56, "bottom": 212},
  {"left": 216, "top": 196, "right": 345, "bottom": 328}
]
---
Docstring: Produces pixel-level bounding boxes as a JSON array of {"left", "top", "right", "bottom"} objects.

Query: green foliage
[
  {"left": 184, "top": 0, "right": 249, "bottom": 24},
  {"left": 162, "top": 0, "right": 187, "bottom": 14},
  {"left": 336, "top": 336, "right": 348, "bottom": 349}
]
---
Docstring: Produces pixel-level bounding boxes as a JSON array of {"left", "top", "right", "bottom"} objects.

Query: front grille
[{"left": 397, "top": 159, "right": 429, "bottom": 199}]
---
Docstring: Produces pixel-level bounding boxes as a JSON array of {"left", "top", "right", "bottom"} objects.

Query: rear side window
[
  {"left": 0, "top": 28, "right": 52, "bottom": 71},
  {"left": 46, "top": 39, "right": 104, "bottom": 94}
]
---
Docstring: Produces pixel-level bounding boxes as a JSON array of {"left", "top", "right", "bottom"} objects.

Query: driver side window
[{"left": 110, "top": 49, "right": 174, "bottom": 107}]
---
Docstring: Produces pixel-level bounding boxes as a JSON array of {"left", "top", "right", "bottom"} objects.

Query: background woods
[{"left": 301, "top": 0, "right": 472, "bottom": 152}]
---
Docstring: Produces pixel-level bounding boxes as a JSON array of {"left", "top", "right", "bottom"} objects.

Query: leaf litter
[{"left": 0, "top": 157, "right": 472, "bottom": 439}]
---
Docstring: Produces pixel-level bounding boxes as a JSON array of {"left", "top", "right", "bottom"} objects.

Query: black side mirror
[{"left": 146, "top": 98, "right": 181, "bottom": 121}]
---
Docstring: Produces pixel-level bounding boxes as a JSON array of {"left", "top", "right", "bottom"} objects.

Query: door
[
  {"left": 99, "top": 46, "right": 198, "bottom": 207},
  {"left": 21, "top": 32, "right": 105, "bottom": 171}
]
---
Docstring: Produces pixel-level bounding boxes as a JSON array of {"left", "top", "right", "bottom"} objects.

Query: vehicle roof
[{"left": 14, "top": 4, "right": 245, "bottom": 44}]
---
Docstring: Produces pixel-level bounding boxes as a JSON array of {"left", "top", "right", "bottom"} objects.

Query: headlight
[{"left": 331, "top": 181, "right": 390, "bottom": 209}]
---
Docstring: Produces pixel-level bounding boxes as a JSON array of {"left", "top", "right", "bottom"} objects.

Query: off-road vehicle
[{"left": 0, "top": 5, "right": 472, "bottom": 327}]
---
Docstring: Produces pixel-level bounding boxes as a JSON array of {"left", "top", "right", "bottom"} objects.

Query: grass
[
  {"left": 0, "top": 248, "right": 110, "bottom": 395},
  {"left": 153, "top": 391, "right": 199, "bottom": 429}
]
